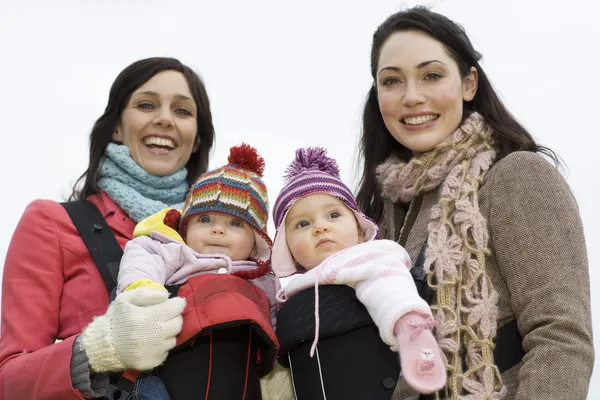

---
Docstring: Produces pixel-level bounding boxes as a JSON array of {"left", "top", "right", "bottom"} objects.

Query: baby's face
[
  {"left": 285, "top": 193, "right": 364, "bottom": 270},
  {"left": 186, "top": 212, "right": 255, "bottom": 261}
]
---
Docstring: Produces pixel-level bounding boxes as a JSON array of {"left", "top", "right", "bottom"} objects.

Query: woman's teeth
[
  {"left": 143, "top": 137, "right": 175, "bottom": 148},
  {"left": 403, "top": 115, "right": 438, "bottom": 125}
]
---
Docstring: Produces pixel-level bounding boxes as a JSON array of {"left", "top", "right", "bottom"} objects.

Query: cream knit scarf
[{"left": 375, "top": 113, "right": 505, "bottom": 399}]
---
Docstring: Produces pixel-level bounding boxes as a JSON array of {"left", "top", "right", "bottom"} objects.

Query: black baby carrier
[{"left": 276, "top": 284, "right": 401, "bottom": 400}]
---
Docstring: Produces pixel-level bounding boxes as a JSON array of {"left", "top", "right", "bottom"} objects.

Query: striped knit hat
[
  {"left": 180, "top": 144, "right": 272, "bottom": 276},
  {"left": 271, "top": 147, "right": 378, "bottom": 277}
]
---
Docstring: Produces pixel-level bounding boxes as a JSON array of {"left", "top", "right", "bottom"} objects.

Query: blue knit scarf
[{"left": 97, "top": 143, "right": 189, "bottom": 222}]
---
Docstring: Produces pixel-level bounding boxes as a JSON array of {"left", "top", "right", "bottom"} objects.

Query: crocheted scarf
[
  {"left": 97, "top": 143, "right": 190, "bottom": 222},
  {"left": 375, "top": 113, "right": 504, "bottom": 399}
]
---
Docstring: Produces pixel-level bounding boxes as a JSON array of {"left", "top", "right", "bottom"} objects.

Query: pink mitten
[{"left": 394, "top": 312, "right": 446, "bottom": 394}]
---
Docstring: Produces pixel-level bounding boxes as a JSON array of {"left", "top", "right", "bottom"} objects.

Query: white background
[{"left": 1, "top": 0, "right": 598, "bottom": 396}]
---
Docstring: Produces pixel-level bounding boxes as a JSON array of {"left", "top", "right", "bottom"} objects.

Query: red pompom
[
  {"left": 228, "top": 143, "right": 265, "bottom": 176},
  {"left": 163, "top": 209, "right": 182, "bottom": 232}
]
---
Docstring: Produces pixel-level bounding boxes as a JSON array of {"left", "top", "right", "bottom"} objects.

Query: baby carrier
[
  {"left": 276, "top": 284, "right": 400, "bottom": 400},
  {"left": 62, "top": 200, "right": 278, "bottom": 400}
]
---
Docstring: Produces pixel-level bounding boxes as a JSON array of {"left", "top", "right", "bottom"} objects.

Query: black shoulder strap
[
  {"left": 62, "top": 200, "right": 134, "bottom": 398},
  {"left": 411, "top": 240, "right": 435, "bottom": 304},
  {"left": 61, "top": 200, "right": 123, "bottom": 295},
  {"left": 494, "top": 319, "right": 525, "bottom": 372}
]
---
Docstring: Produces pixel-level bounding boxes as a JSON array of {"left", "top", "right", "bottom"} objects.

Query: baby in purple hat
[{"left": 272, "top": 147, "right": 446, "bottom": 396}]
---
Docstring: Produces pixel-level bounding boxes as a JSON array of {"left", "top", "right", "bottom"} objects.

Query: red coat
[
  {"left": 0, "top": 192, "right": 279, "bottom": 398},
  {"left": 0, "top": 192, "right": 135, "bottom": 399}
]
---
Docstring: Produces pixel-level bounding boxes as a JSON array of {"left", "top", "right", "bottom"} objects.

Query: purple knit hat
[{"left": 271, "top": 147, "right": 378, "bottom": 277}]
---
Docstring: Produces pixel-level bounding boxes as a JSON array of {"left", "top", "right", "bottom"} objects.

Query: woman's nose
[
  {"left": 401, "top": 81, "right": 426, "bottom": 108},
  {"left": 154, "top": 106, "right": 174, "bottom": 127}
]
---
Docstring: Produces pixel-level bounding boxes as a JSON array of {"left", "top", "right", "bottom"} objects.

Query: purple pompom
[{"left": 283, "top": 147, "right": 340, "bottom": 183}]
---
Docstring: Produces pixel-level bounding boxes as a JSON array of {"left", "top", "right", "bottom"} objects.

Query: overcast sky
[{"left": 1, "top": 0, "right": 598, "bottom": 396}]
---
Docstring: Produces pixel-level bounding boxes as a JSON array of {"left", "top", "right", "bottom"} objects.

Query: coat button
[
  {"left": 217, "top": 267, "right": 227, "bottom": 274},
  {"left": 382, "top": 377, "right": 396, "bottom": 389}
]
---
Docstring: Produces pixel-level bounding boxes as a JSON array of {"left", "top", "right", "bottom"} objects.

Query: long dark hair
[
  {"left": 70, "top": 57, "right": 215, "bottom": 200},
  {"left": 356, "top": 7, "right": 558, "bottom": 221}
]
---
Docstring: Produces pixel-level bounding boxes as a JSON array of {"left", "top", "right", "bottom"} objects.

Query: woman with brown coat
[{"left": 355, "top": 6, "right": 593, "bottom": 400}]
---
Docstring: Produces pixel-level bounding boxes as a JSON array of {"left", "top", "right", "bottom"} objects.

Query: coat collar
[{"left": 87, "top": 191, "right": 136, "bottom": 240}]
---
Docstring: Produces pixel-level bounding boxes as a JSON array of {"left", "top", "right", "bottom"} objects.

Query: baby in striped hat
[
  {"left": 272, "top": 147, "right": 445, "bottom": 396},
  {"left": 114, "top": 144, "right": 278, "bottom": 398},
  {"left": 117, "top": 143, "right": 274, "bottom": 297}
]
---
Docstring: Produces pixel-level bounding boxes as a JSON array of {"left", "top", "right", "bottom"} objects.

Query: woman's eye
[
  {"left": 382, "top": 76, "right": 401, "bottom": 86},
  {"left": 137, "top": 102, "right": 154, "bottom": 110},
  {"left": 175, "top": 108, "right": 192, "bottom": 116},
  {"left": 424, "top": 72, "right": 442, "bottom": 80},
  {"left": 199, "top": 216, "right": 211, "bottom": 223},
  {"left": 230, "top": 219, "right": 243, "bottom": 227}
]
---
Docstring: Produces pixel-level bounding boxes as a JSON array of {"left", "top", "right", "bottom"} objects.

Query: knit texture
[
  {"left": 97, "top": 143, "right": 188, "bottom": 222},
  {"left": 180, "top": 144, "right": 268, "bottom": 233},
  {"left": 70, "top": 335, "right": 109, "bottom": 397},
  {"left": 271, "top": 147, "right": 378, "bottom": 277},
  {"left": 81, "top": 287, "right": 186, "bottom": 373},
  {"left": 376, "top": 113, "right": 504, "bottom": 399},
  {"left": 81, "top": 308, "right": 125, "bottom": 372},
  {"left": 179, "top": 144, "right": 272, "bottom": 278},
  {"left": 260, "top": 363, "right": 295, "bottom": 399},
  {"left": 273, "top": 147, "right": 362, "bottom": 228}
]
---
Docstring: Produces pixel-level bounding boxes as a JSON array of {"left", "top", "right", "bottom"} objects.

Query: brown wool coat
[
  {"left": 382, "top": 151, "right": 594, "bottom": 399},
  {"left": 260, "top": 151, "right": 593, "bottom": 400}
]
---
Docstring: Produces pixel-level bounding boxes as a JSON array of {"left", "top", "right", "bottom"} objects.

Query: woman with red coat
[{"left": 0, "top": 57, "right": 215, "bottom": 399}]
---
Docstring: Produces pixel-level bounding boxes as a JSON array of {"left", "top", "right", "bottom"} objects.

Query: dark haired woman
[
  {"left": 356, "top": 6, "right": 593, "bottom": 400},
  {"left": 0, "top": 57, "right": 215, "bottom": 399}
]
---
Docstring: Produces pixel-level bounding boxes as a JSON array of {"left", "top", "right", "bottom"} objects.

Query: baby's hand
[{"left": 394, "top": 312, "right": 446, "bottom": 394}]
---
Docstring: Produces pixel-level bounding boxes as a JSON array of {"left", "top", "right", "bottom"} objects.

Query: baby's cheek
[
  {"left": 285, "top": 234, "right": 300, "bottom": 258},
  {"left": 290, "top": 239, "right": 310, "bottom": 261},
  {"left": 343, "top": 227, "right": 362, "bottom": 247}
]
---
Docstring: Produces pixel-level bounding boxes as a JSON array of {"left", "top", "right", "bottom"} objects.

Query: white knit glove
[{"left": 81, "top": 287, "right": 186, "bottom": 373}]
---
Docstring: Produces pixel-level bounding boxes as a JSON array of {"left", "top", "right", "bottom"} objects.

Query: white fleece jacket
[{"left": 278, "top": 239, "right": 432, "bottom": 352}]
